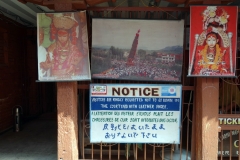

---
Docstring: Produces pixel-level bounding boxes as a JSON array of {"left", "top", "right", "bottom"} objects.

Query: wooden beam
[
  {"left": 42, "top": 0, "right": 87, "bottom": 10},
  {"left": 85, "top": 0, "right": 110, "bottom": 6},
  {"left": 19, "top": 0, "right": 43, "bottom": 5},
  {"left": 43, "top": 0, "right": 86, "bottom": 5},
  {"left": 185, "top": 0, "right": 223, "bottom": 6},
  {"left": 54, "top": 3, "right": 78, "bottom": 160},
  {"left": 194, "top": 78, "right": 219, "bottom": 160},
  {"left": 202, "top": 0, "right": 221, "bottom": 4},
  {"left": 191, "top": 1, "right": 222, "bottom": 159},
  {"left": 165, "top": 0, "right": 186, "bottom": 4},
  {"left": 57, "top": 82, "right": 78, "bottom": 160},
  {"left": 87, "top": 6, "right": 190, "bottom": 11},
  {"left": 185, "top": 0, "right": 202, "bottom": 6},
  {"left": 185, "top": 0, "right": 234, "bottom": 6},
  {"left": 72, "top": 3, "right": 87, "bottom": 10}
]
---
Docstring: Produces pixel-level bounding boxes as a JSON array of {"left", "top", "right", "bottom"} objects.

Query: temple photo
[
  {"left": 91, "top": 19, "right": 184, "bottom": 82},
  {"left": 37, "top": 11, "right": 91, "bottom": 81},
  {"left": 188, "top": 6, "right": 238, "bottom": 77}
]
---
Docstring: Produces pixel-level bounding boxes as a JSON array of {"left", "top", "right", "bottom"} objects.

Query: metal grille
[
  {"left": 78, "top": 84, "right": 193, "bottom": 160},
  {"left": 78, "top": 8, "right": 194, "bottom": 160},
  {"left": 218, "top": 48, "right": 240, "bottom": 159}
]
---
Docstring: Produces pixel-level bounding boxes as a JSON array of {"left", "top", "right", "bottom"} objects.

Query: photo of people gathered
[{"left": 91, "top": 19, "right": 184, "bottom": 82}]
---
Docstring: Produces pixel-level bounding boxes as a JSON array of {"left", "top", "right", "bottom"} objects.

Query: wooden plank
[
  {"left": 194, "top": 78, "right": 219, "bottom": 160},
  {"left": 219, "top": 114, "right": 240, "bottom": 118},
  {"left": 192, "top": 1, "right": 222, "bottom": 159},
  {"left": 165, "top": 0, "right": 186, "bottom": 4},
  {"left": 203, "top": 0, "right": 221, "bottom": 4},
  {"left": 54, "top": 3, "right": 79, "bottom": 160},
  {"left": 57, "top": 82, "right": 78, "bottom": 160},
  {"left": 220, "top": 125, "right": 240, "bottom": 130},
  {"left": 87, "top": 6, "right": 190, "bottom": 12}
]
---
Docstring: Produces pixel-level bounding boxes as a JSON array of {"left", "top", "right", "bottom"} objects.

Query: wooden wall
[
  {"left": 0, "top": 16, "right": 26, "bottom": 132},
  {"left": 24, "top": 29, "right": 40, "bottom": 117},
  {"left": 0, "top": 15, "right": 55, "bottom": 133}
]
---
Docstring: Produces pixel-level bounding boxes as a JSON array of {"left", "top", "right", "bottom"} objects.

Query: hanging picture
[
  {"left": 37, "top": 11, "right": 91, "bottom": 81},
  {"left": 91, "top": 19, "right": 184, "bottom": 82},
  {"left": 188, "top": 6, "right": 238, "bottom": 77}
]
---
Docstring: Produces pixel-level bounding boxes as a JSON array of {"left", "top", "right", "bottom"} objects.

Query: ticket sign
[
  {"left": 218, "top": 115, "right": 240, "bottom": 157},
  {"left": 90, "top": 84, "right": 182, "bottom": 143}
]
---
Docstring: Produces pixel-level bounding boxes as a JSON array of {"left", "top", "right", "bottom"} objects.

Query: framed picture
[
  {"left": 37, "top": 11, "right": 91, "bottom": 81},
  {"left": 91, "top": 19, "right": 184, "bottom": 82},
  {"left": 188, "top": 6, "right": 238, "bottom": 77}
]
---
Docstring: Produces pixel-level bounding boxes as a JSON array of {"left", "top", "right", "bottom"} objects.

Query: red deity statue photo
[{"left": 188, "top": 6, "right": 238, "bottom": 77}]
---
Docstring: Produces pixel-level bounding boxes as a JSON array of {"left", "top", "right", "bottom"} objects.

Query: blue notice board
[{"left": 90, "top": 84, "right": 182, "bottom": 143}]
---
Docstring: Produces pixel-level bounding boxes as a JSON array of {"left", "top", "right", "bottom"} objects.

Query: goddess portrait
[
  {"left": 37, "top": 11, "right": 91, "bottom": 81},
  {"left": 188, "top": 6, "right": 238, "bottom": 77}
]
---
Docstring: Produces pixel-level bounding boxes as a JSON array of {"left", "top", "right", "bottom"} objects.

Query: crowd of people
[{"left": 95, "top": 58, "right": 181, "bottom": 81}]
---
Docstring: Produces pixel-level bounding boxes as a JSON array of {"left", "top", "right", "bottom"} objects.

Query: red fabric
[
  {"left": 192, "top": 45, "right": 230, "bottom": 75},
  {"left": 57, "top": 29, "right": 68, "bottom": 36}
]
